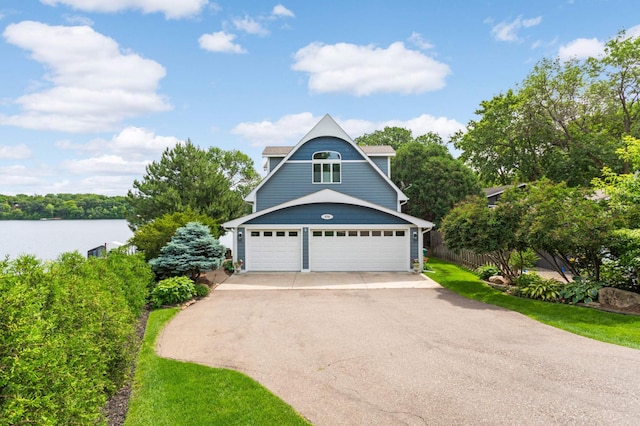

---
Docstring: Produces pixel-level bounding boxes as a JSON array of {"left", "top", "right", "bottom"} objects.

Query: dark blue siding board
[
  {"left": 247, "top": 203, "right": 411, "bottom": 225},
  {"left": 290, "top": 137, "right": 363, "bottom": 160},
  {"left": 237, "top": 227, "right": 246, "bottom": 270},
  {"left": 302, "top": 227, "right": 309, "bottom": 269},
  {"left": 256, "top": 162, "right": 397, "bottom": 211},
  {"left": 269, "top": 157, "right": 283, "bottom": 171},
  {"left": 410, "top": 227, "right": 418, "bottom": 267},
  {"left": 371, "top": 157, "right": 388, "bottom": 175}
]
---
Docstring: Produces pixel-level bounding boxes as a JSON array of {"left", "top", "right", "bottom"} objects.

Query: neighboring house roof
[
  {"left": 484, "top": 183, "right": 527, "bottom": 198},
  {"left": 245, "top": 114, "right": 407, "bottom": 205},
  {"left": 262, "top": 146, "right": 293, "bottom": 156},
  {"left": 223, "top": 188, "right": 434, "bottom": 229},
  {"left": 262, "top": 145, "right": 395, "bottom": 157}
]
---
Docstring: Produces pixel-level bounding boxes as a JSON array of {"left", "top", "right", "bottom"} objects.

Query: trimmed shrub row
[{"left": 0, "top": 250, "right": 154, "bottom": 425}]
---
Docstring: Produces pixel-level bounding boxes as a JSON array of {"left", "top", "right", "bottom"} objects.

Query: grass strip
[
  {"left": 427, "top": 258, "right": 640, "bottom": 350},
  {"left": 125, "top": 308, "right": 310, "bottom": 426}
]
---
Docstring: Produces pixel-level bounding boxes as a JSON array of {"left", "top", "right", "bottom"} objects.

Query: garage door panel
[
  {"left": 310, "top": 229, "right": 408, "bottom": 272},
  {"left": 247, "top": 230, "right": 301, "bottom": 271}
]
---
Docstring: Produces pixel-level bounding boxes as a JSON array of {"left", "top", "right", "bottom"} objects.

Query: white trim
[
  {"left": 244, "top": 114, "right": 408, "bottom": 204},
  {"left": 285, "top": 159, "right": 366, "bottom": 164},
  {"left": 222, "top": 188, "right": 434, "bottom": 229}
]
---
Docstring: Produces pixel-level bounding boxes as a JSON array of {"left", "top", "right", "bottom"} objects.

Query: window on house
[{"left": 312, "top": 151, "right": 341, "bottom": 183}]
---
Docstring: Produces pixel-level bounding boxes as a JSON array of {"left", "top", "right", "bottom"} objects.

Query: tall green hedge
[{"left": 0, "top": 250, "right": 154, "bottom": 425}]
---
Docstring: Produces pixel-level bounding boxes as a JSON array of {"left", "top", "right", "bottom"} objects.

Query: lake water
[{"left": 0, "top": 220, "right": 134, "bottom": 261}]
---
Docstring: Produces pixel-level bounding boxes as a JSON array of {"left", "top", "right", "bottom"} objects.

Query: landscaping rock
[
  {"left": 488, "top": 275, "right": 511, "bottom": 285},
  {"left": 598, "top": 287, "right": 640, "bottom": 311}
]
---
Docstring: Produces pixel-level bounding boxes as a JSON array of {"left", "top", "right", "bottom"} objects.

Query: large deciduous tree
[
  {"left": 357, "top": 127, "right": 483, "bottom": 225},
  {"left": 454, "top": 29, "right": 640, "bottom": 187},
  {"left": 126, "top": 140, "right": 260, "bottom": 231},
  {"left": 393, "top": 141, "right": 483, "bottom": 225}
]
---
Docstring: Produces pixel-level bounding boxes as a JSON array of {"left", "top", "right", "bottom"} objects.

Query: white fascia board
[
  {"left": 223, "top": 188, "right": 433, "bottom": 229},
  {"left": 244, "top": 114, "right": 408, "bottom": 204}
]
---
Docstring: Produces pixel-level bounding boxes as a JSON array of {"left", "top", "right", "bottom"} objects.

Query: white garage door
[
  {"left": 310, "top": 229, "right": 408, "bottom": 271},
  {"left": 246, "top": 230, "right": 301, "bottom": 271}
]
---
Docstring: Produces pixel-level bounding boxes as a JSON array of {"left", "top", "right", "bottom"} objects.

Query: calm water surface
[{"left": 0, "top": 220, "right": 133, "bottom": 261}]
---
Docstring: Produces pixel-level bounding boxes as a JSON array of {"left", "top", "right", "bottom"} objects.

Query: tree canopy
[
  {"left": 126, "top": 140, "right": 260, "bottom": 231},
  {"left": 0, "top": 194, "right": 130, "bottom": 220},
  {"left": 357, "top": 127, "right": 482, "bottom": 224},
  {"left": 453, "top": 30, "right": 640, "bottom": 186}
]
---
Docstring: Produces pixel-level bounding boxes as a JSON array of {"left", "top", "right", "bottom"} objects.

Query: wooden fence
[{"left": 428, "top": 231, "right": 494, "bottom": 270}]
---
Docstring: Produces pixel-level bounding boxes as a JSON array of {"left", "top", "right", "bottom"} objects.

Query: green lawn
[
  {"left": 125, "top": 308, "right": 310, "bottom": 426},
  {"left": 426, "top": 258, "right": 640, "bottom": 350}
]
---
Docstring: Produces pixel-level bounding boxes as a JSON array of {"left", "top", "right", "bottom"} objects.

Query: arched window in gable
[{"left": 312, "top": 151, "right": 341, "bottom": 183}]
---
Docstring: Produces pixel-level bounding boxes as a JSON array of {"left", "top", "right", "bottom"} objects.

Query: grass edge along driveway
[
  {"left": 124, "top": 308, "right": 310, "bottom": 426},
  {"left": 427, "top": 258, "right": 640, "bottom": 350}
]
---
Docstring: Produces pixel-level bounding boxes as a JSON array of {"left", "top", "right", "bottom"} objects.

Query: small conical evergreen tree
[{"left": 149, "top": 222, "right": 225, "bottom": 280}]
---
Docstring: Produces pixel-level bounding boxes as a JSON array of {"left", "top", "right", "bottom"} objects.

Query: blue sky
[{"left": 1, "top": 0, "right": 639, "bottom": 196}]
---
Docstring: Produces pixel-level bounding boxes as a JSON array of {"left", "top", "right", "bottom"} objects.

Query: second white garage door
[
  {"left": 247, "top": 230, "right": 301, "bottom": 271},
  {"left": 310, "top": 229, "right": 409, "bottom": 271}
]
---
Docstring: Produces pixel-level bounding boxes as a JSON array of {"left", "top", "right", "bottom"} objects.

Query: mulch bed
[{"left": 104, "top": 307, "right": 150, "bottom": 426}]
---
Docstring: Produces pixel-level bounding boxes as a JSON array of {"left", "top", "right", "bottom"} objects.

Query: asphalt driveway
[{"left": 157, "top": 275, "right": 640, "bottom": 425}]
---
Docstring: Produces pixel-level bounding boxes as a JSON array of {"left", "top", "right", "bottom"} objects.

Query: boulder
[
  {"left": 598, "top": 287, "right": 640, "bottom": 311},
  {"left": 488, "top": 275, "right": 511, "bottom": 285}
]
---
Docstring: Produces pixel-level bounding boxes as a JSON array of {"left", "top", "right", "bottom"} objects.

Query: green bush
[
  {"left": 476, "top": 264, "right": 501, "bottom": 280},
  {"left": 195, "top": 283, "right": 210, "bottom": 298},
  {"left": 515, "top": 273, "right": 561, "bottom": 301},
  {"left": 559, "top": 277, "right": 603, "bottom": 304},
  {"left": 509, "top": 248, "right": 539, "bottom": 271},
  {"left": 151, "top": 276, "right": 197, "bottom": 308},
  {"left": 0, "top": 251, "right": 152, "bottom": 425},
  {"left": 222, "top": 258, "right": 234, "bottom": 272}
]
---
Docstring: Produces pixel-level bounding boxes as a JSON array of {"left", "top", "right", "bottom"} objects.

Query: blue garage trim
[
  {"left": 290, "top": 137, "right": 363, "bottom": 161},
  {"left": 303, "top": 227, "right": 309, "bottom": 270},
  {"left": 237, "top": 227, "right": 246, "bottom": 270},
  {"left": 410, "top": 227, "right": 418, "bottom": 267},
  {"left": 245, "top": 203, "right": 412, "bottom": 225}
]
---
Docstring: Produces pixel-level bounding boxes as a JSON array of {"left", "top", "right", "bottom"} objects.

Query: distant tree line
[{"left": 0, "top": 193, "right": 131, "bottom": 220}]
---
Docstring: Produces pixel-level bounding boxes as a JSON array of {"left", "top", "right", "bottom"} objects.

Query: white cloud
[
  {"left": 199, "top": 31, "right": 246, "bottom": 53},
  {"left": 272, "top": 4, "right": 294, "bottom": 18},
  {"left": 233, "top": 16, "right": 269, "bottom": 36},
  {"left": 0, "top": 165, "right": 42, "bottom": 187},
  {"left": 58, "top": 126, "right": 179, "bottom": 158},
  {"left": 231, "top": 112, "right": 320, "bottom": 146},
  {"left": 627, "top": 24, "right": 640, "bottom": 38},
  {"left": 109, "top": 126, "right": 179, "bottom": 158},
  {"left": 1, "top": 21, "right": 170, "bottom": 133},
  {"left": 0, "top": 144, "right": 31, "bottom": 159},
  {"left": 232, "top": 113, "right": 464, "bottom": 147},
  {"left": 491, "top": 16, "right": 542, "bottom": 42},
  {"left": 40, "top": 0, "right": 208, "bottom": 19},
  {"left": 408, "top": 32, "right": 434, "bottom": 50},
  {"left": 63, "top": 154, "right": 149, "bottom": 175},
  {"left": 292, "top": 42, "right": 451, "bottom": 96},
  {"left": 63, "top": 14, "right": 94, "bottom": 25},
  {"left": 558, "top": 38, "right": 605, "bottom": 60}
]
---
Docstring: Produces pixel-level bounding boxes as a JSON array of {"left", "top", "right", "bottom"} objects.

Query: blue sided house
[{"left": 222, "top": 114, "right": 434, "bottom": 272}]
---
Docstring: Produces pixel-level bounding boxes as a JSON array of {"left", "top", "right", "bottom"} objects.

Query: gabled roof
[
  {"left": 484, "top": 183, "right": 527, "bottom": 198},
  {"left": 223, "top": 188, "right": 434, "bottom": 229},
  {"left": 245, "top": 114, "right": 407, "bottom": 205},
  {"left": 262, "top": 145, "right": 395, "bottom": 157}
]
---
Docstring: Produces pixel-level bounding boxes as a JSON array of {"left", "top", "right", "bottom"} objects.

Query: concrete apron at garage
[{"left": 215, "top": 271, "right": 441, "bottom": 290}]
